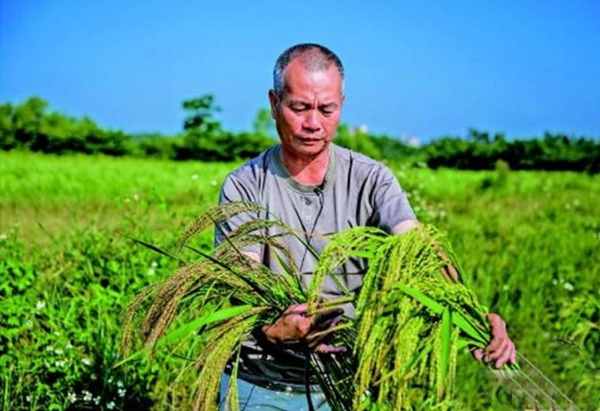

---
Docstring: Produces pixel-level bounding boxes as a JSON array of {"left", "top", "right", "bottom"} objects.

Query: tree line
[{"left": 1, "top": 96, "right": 598, "bottom": 173}]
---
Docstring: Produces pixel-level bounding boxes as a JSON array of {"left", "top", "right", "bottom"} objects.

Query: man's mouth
[{"left": 295, "top": 136, "right": 323, "bottom": 143}]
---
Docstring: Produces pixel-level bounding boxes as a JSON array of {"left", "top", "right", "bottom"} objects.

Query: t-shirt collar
[{"left": 271, "top": 144, "right": 336, "bottom": 194}]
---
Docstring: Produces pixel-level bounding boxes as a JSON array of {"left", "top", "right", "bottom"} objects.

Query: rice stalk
[{"left": 122, "top": 202, "right": 577, "bottom": 411}]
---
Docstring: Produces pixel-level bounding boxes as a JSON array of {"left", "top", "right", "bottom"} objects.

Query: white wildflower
[
  {"left": 82, "top": 358, "right": 90, "bottom": 366},
  {"left": 67, "top": 392, "right": 77, "bottom": 402},
  {"left": 116, "top": 380, "right": 124, "bottom": 388},
  {"left": 82, "top": 390, "right": 93, "bottom": 402},
  {"left": 93, "top": 396, "right": 101, "bottom": 405},
  {"left": 563, "top": 282, "right": 574, "bottom": 292},
  {"left": 54, "top": 348, "right": 63, "bottom": 355},
  {"left": 25, "top": 395, "right": 31, "bottom": 403},
  {"left": 65, "top": 343, "right": 73, "bottom": 349},
  {"left": 151, "top": 261, "right": 158, "bottom": 268},
  {"left": 55, "top": 360, "right": 66, "bottom": 367},
  {"left": 36, "top": 301, "right": 45, "bottom": 310},
  {"left": 118, "top": 388, "right": 126, "bottom": 397},
  {"left": 107, "top": 401, "right": 116, "bottom": 409}
]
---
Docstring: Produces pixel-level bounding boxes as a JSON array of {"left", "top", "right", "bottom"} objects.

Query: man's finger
[
  {"left": 510, "top": 346, "right": 517, "bottom": 364},
  {"left": 312, "top": 312, "right": 343, "bottom": 334},
  {"left": 282, "top": 303, "right": 308, "bottom": 317},
  {"left": 487, "top": 337, "right": 509, "bottom": 361},
  {"left": 494, "top": 341, "right": 515, "bottom": 369},
  {"left": 312, "top": 307, "right": 344, "bottom": 327},
  {"left": 314, "top": 343, "right": 347, "bottom": 354},
  {"left": 305, "top": 330, "right": 329, "bottom": 349}
]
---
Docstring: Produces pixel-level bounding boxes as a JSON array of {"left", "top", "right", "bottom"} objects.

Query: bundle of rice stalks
[
  {"left": 308, "top": 224, "right": 581, "bottom": 411},
  {"left": 308, "top": 225, "right": 490, "bottom": 410},
  {"left": 121, "top": 201, "right": 314, "bottom": 411},
  {"left": 121, "top": 202, "right": 580, "bottom": 411}
]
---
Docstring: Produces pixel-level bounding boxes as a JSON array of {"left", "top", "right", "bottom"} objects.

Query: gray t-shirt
[{"left": 215, "top": 143, "right": 416, "bottom": 389}]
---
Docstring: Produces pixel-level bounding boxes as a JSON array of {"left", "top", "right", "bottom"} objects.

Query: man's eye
[{"left": 290, "top": 106, "right": 307, "bottom": 113}]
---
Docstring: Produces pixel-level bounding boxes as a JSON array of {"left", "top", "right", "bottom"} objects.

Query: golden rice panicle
[
  {"left": 176, "top": 201, "right": 262, "bottom": 254},
  {"left": 192, "top": 312, "right": 258, "bottom": 411},
  {"left": 121, "top": 282, "right": 161, "bottom": 354},
  {"left": 140, "top": 260, "right": 226, "bottom": 346}
]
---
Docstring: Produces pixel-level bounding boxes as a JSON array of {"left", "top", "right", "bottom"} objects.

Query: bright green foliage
[
  {"left": 1, "top": 152, "right": 598, "bottom": 410},
  {"left": 425, "top": 129, "right": 600, "bottom": 173},
  {"left": 3, "top": 96, "right": 600, "bottom": 171}
]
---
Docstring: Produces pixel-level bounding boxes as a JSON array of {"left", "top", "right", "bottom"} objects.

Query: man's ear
[{"left": 268, "top": 89, "right": 279, "bottom": 119}]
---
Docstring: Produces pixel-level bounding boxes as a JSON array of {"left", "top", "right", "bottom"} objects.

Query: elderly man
[{"left": 216, "top": 43, "right": 516, "bottom": 410}]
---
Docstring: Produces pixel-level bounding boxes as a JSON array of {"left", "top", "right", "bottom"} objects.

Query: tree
[
  {"left": 12, "top": 96, "right": 48, "bottom": 150},
  {"left": 252, "top": 107, "right": 276, "bottom": 139},
  {"left": 335, "top": 123, "right": 381, "bottom": 159},
  {"left": 175, "top": 95, "right": 229, "bottom": 161},
  {"left": 0, "top": 103, "right": 15, "bottom": 150}
]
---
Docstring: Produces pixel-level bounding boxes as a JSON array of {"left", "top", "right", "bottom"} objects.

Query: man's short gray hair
[{"left": 273, "top": 43, "right": 345, "bottom": 99}]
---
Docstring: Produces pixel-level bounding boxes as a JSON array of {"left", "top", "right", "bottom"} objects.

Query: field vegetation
[
  {"left": 2, "top": 96, "right": 598, "bottom": 172},
  {"left": 1, "top": 151, "right": 598, "bottom": 410}
]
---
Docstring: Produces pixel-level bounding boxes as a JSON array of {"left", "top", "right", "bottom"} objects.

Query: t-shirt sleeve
[
  {"left": 369, "top": 165, "right": 417, "bottom": 233},
  {"left": 214, "top": 173, "right": 261, "bottom": 254}
]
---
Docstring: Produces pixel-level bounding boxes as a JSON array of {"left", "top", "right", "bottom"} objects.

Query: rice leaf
[
  {"left": 438, "top": 307, "right": 452, "bottom": 398},
  {"left": 118, "top": 231, "right": 183, "bottom": 262},
  {"left": 162, "top": 305, "right": 253, "bottom": 345}
]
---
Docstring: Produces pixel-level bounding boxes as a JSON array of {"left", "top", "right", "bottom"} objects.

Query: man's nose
[{"left": 302, "top": 110, "right": 321, "bottom": 131}]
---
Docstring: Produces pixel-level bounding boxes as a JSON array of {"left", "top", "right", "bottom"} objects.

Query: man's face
[{"left": 269, "top": 58, "right": 344, "bottom": 160}]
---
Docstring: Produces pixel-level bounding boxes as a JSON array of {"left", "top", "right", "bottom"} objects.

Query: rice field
[{"left": 1, "top": 151, "right": 598, "bottom": 410}]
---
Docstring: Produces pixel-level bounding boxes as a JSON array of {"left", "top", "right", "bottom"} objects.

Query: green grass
[{"left": 1, "top": 151, "right": 598, "bottom": 410}]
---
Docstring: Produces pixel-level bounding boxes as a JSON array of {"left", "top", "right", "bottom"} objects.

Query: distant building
[
  {"left": 354, "top": 124, "right": 369, "bottom": 135},
  {"left": 404, "top": 135, "right": 421, "bottom": 147}
]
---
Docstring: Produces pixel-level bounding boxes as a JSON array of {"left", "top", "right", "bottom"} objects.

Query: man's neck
[{"left": 280, "top": 146, "right": 330, "bottom": 186}]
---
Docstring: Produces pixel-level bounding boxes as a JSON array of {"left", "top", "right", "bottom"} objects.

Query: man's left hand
[{"left": 473, "top": 313, "right": 517, "bottom": 369}]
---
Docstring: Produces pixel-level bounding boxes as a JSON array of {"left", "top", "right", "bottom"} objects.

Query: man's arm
[{"left": 391, "top": 218, "right": 420, "bottom": 235}]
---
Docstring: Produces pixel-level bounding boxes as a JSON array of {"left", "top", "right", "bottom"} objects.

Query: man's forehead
[
  {"left": 283, "top": 63, "right": 342, "bottom": 95},
  {"left": 285, "top": 57, "right": 342, "bottom": 80}
]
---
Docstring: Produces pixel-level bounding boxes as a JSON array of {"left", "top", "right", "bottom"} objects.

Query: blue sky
[{"left": 1, "top": 0, "right": 599, "bottom": 142}]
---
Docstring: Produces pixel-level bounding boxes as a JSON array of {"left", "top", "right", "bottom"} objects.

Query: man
[{"left": 216, "top": 43, "right": 516, "bottom": 410}]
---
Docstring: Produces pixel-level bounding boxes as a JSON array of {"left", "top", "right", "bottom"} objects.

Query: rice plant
[{"left": 121, "top": 201, "right": 581, "bottom": 411}]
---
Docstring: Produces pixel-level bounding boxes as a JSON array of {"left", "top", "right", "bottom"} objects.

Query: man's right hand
[{"left": 260, "top": 303, "right": 346, "bottom": 354}]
